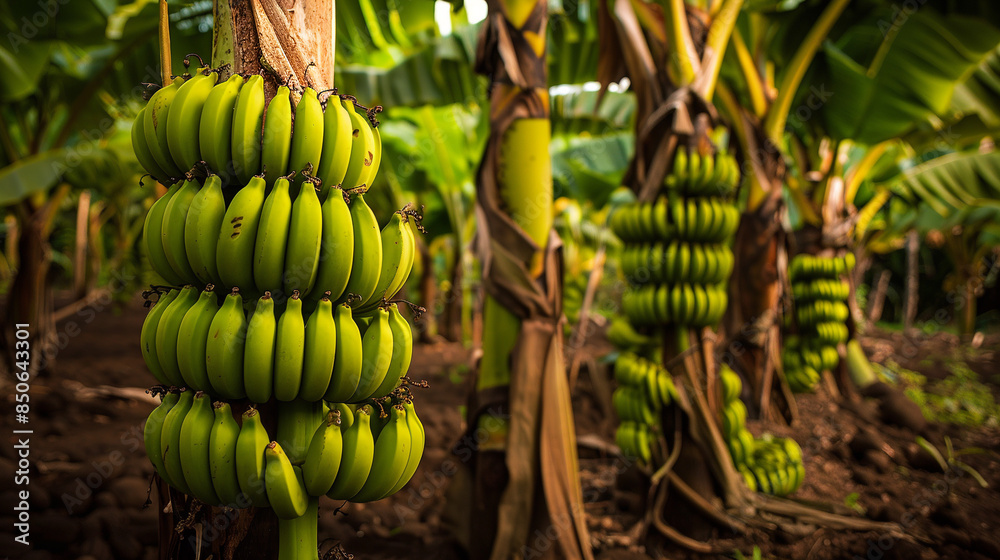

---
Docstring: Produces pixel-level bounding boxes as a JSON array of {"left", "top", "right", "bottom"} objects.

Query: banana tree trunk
[
  {"left": 903, "top": 230, "right": 919, "bottom": 329},
  {"left": 4, "top": 200, "right": 58, "bottom": 378},
  {"left": 454, "top": 1, "right": 592, "bottom": 558},
  {"left": 154, "top": 2, "right": 335, "bottom": 559}
]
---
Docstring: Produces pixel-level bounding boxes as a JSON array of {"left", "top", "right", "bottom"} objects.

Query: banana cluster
[
  {"left": 783, "top": 254, "right": 855, "bottom": 392},
  {"left": 611, "top": 352, "right": 678, "bottom": 465},
  {"left": 621, "top": 282, "right": 728, "bottom": 326},
  {"left": 611, "top": 197, "right": 740, "bottom": 243},
  {"left": 663, "top": 147, "right": 741, "bottom": 197},
  {"left": 143, "top": 173, "right": 416, "bottom": 303},
  {"left": 141, "top": 286, "right": 414, "bottom": 404},
  {"left": 611, "top": 149, "right": 740, "bottom": 329},
  {"left": 143, "top": 392, "right": 424, "bottom": 516},
  {"left": 133, "top": 62, "right": 380, "bottom": 190},
  {"left": 718, "top": 367, "right": 804, "bottom": 497},
  {"left": 135, "top": 60, "right": 424, "bottom": 545}
]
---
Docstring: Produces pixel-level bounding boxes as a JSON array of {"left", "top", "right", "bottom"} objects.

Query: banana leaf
[
  {"left": 551, "top": 131, "right": 633, "bottom": 206},
  {"left": 815, "top": 7, "right": 1000, "bottom": 145},
  {"left": 551, "top": 89, "right": 636, "bottom": 138},
  {"left": 0, "top": 149, "right": 67, "bottom": 206}
]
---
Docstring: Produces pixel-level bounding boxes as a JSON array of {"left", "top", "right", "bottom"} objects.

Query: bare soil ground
[{"left": 1, "top": 295, "right": 998, "bottom": 560}]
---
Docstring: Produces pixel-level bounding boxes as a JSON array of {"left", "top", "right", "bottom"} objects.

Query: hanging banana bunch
[
  {"left": 715, "top": 367, "right": 804, "bottom": 497},
  {"left": 611, "top": 146, "right": 740, "bottom": 328},
  {"left": 133, "top": 55, "right": 424, "bottom": 560},
  {"left": 783, "top": 253, "right": 855, "bottom": 392}
]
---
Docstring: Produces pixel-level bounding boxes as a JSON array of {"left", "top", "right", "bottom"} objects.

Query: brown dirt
[{"left": 2, "top": 297, "right": 999, "bottom": 560}]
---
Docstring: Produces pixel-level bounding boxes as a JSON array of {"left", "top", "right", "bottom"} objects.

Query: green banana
[
  {"left": 385, "top": 399, "right": 424, "bottom": 496},
  {"left": 312, "top": 186, "right": 354, "bottom": 302},
  {"left": 175, "top": 284, "right": 218, "bottom": 392},
  {"left": 160, "top": 179, "right": 201, "bottom": 283},
  {"left": 159, "top": 388, "right": 194, "bottom": 495},
  {"left": 217, "top": 175, "right": 266, "bottom": 292},
  {"left": 154, "top": 285, "right": 200, "bottom": 386},
  {"left": 209, "top": 401, "right": 244, "bottom": 506},
  {"left": 351, "top": 404, "right": 410, "bottom": 502},
  {"left": 288, "top": 86, "right": 325, "bottom": 182},
  {"left": 360, "top": 211, "right": 413, "bottom": 309},
  {"left": 283, "top": 179, "right": 323, "bottom": 297},
  {"left": 244, "top": 291, "right": 277, "bottom": 403},
  {"left": 342, "top": 193, "right": 383, "bottom": 303},
  {"left": 231, "top": 74, "right": 265, "bottom": 183},
  {"left": 140, "top": 288, "right": 179, "bottom": 385},
  {"left": 253, "top": 174, "right": 293, "bottom": 294},
  {"left": 198, "top": 74, "right": 244, "bottom": 179},
  {"left": 143, "top": 390, "right": 179, "bottom": 487},
  {"left": 301, "top": 410, "right": 343, "bottom": 496},
  {"left": 178, "top": 392, "right": 222, "bottom": 504},
  {"left": 131, "top": 107, "right": 171, "bottom": 182},
  {"left": 348, "top": 306, "right": 393, "bottom": 402},
  {"left": 261, "top": 86, "right": 293, "bottom": 184},
  {"left": 315, "top": 94, "right": 353, "bottom": 192},
  {"left": 326, "top": 406, "right": 375, "bottom": 500},
  {"left": 274, "top": 291, "right": 306, "bottom": 402},
  {"left": 143, "top": 183, "right": 186, "bottom": 285},
  {"left": 358, "top": 110, "right": 381, "bottom": 189},
  {"left": 184, "top": 174, "right": 226, "bottom": 285},
  {"left": 205, "top": 287, "right": 248, "bottom": 399},
  {"left": 323, "top": 302, "right": 363, "bottom": 402},
  {"left": 143, "top": 77, "right": 186, "bottom": 179},
  {"left": 341, "top": 99, "right": 375, "bottom": 189},
  {"left": 235, "top": 407, "right": 270, "bottom": 507},
  {"left": 299, "top": 293, "right": 337, "bottom": 401},
  {"left": 370, "top": 303, "right": 412, "bottom": 399},
  {"left": 165, "top": 66, "right": 218, "bottom": 171},
  {"left": 264, "top": 441, "right": 309, "bottom": 519}
]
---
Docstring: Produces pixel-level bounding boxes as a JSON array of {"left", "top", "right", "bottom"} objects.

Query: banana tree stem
[{"left": 158, "top": 0, "right": 172, "bottom": 84}]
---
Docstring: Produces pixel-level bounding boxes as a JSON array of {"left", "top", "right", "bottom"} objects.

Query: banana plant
[{"left": 772, "top": 3, "right": 1000, "bottom": 394}]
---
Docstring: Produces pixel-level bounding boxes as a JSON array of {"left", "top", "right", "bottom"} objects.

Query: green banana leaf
[
  {"left": 551, "top": 90, "right": 636, "bottom": 138},
  {"left": 0, "top": 149, "right": 67, "bottom": 206},
  {"left": 815, "top": 6, "right": 1000, "bottom": 145},
  {"left": 551, "top": 132, "right": 634, "bottom": 207}
]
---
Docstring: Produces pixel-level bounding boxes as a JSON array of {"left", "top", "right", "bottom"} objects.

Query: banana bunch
[
  {"left": 136, "top": 62, "right": 421, "bottom": 559},
  {"left": 716, "top": 367, "right": 805, "bottom": 497},
  {"left": 795, "top": 300, "right": 849, "bottom": 326},
  {"left": 140, "top": 286, "right": 414, "bottom": 404},
  {"left": 143, "top": 393, "right": 426, "bottom": 511},
  {"left": 781, "top": 336, "right": 821, "bottom": 393},
  {"left": 622, "top": 283, "right": 728, "bottom": 327},
  {"left": 611, "top": 352, "right": 677, "bottom": 465},
  {"left": 791, "top": 279, "right": 851, "bottom": 301},
  {"left": 788, "top": 253, "right": 855, "bottom": 281},
  {"left": 783, "top": 253, "right": 855, "bottom": 391},
  {"left": 142, "top": 168, "right": 417, "bottom": 301},
  {"left": 318, "top": 398, "right": 425, "bottom": 503},
  {"left": 132, "top": 63, "right": 381, "bottom": 191},
  {"left": 737, "top": 435, "right": 805, "bottom": 497},
  {"left": 664, "top": 149, "right": 741, "bottom": 197},
  {"left": 621, "top": 242, "right": 734, "bottom": 285},
  {"left": 612, "top": 144, "right": 741, "bottom": 332},
  {"left": 610, "top": 197, "right": 739, "bottom": 244}
]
